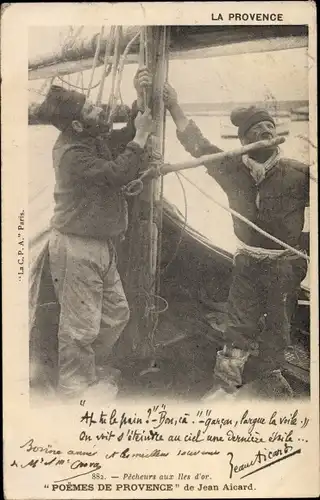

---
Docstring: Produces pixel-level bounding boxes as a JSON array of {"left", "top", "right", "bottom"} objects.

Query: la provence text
[{"left": 212, "top": 13, "right": 283, "bottom": 21}]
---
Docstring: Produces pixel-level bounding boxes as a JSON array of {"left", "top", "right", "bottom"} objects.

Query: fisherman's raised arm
[
  {"left": 164, "top": 82, "right": 223, "bottom": 159},
  {"left": 61, "top": 109, "right": 153, "bottom": 188}
]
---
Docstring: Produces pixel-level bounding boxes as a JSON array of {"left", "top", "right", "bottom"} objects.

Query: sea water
[{"left": 28, "top": 116, "right": 310, "bottom": 286}]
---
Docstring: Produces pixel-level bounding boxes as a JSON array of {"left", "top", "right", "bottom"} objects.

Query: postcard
[{"left": 2, "top": 2, "right": 318, "bottom": 498}]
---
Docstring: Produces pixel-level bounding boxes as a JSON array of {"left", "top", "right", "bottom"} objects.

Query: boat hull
[{"left": 291, "top": 114, "right": 309, "bottom": 122}]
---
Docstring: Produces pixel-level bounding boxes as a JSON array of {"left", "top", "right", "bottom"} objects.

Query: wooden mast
[{"left": 117, "top": 26, "right": 170, "bottom": 360}]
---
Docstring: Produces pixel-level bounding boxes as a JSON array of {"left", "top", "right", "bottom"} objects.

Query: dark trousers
[{"left": 224, "top": 251, "right": 308, "bottom": 371}]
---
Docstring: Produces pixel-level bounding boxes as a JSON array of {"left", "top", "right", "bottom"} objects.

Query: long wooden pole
[
  {"left": 121, "top": 27, "right": 170, "bottom": 359},
  {"left": 160, "top": 136, "right": 285, "bottom": 174},
  {"left": 141, "top": 25, "right": 168, "bottom": 339},
  {"left": 124, "top": 136, "right": 285, "bottom": 188},
  {"left": 136, "top": 26, "right": 169, "bottom": 360},
  {"left": 149, "top": 26, "right": 169, "bottom": 303}
]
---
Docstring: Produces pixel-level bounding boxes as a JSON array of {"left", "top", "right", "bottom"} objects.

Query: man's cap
[
  {"left": 36, "top": 85, "right": 86, "bottom": 131},
  {"left": 230, "top": 106, "right": 275, "bottom": 138}
]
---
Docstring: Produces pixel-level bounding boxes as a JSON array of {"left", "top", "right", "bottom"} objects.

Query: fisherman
[
  {"left": 163, "top": 83, "right": 310, "bottom": 399},
  {"left": 35, "top": 68, "right": 153, "bottom": 400}
]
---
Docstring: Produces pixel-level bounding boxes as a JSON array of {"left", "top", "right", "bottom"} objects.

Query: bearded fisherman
[
  {"left": 33, "top": 67, "right": 154, "bottom": 400},
  {"left": 164, "top": 83, "right": 310, "bottom": 400}
]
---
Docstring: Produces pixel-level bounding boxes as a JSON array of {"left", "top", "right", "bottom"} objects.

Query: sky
[
  {"left": 168, "top": 48, "right": 309, "bottom": 103},
  {"left": 29, "top": 27, "right": 309, "bottom": 105},
  {"left": 112, "top": 48, "right": 308, "bottom": 104}
]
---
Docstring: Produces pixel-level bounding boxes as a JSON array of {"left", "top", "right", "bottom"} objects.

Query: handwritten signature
[{"left": 227, "top": 444, "right": 301, "bottom": 479}]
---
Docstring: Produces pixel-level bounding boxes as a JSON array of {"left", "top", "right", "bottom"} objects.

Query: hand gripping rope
[{"left": 123, "top": 150, "right": 164, "bottom": 197}]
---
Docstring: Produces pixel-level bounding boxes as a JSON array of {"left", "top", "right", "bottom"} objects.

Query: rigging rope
[
  {"left": 121, "top": 80, "right": 309, "bottom": 316},
  {"left": 108, "top": 29, "right": 142, "bottom": 124},
  {"left": 63, "top": 26, "right": 84, "bottom": 53},
  {"left": 107, "top": 26, "right": 122, "bottom": 125},
  {"left": 96, "top": 26, "right": 115, "bottom": 106},
  {"left": 138, "top": 27, "right": 155, "bottom": 296},
  {"left": 140, "top": 171, "right": 189, "bottom": 297},
  {"left": 50, "top": 26, "right": 311, "bottom": 363},
  {"left": 122, "top": 27, "right": 171, "bottom": 361},
  {"left": 57, "top": 65, "right": 112, "bottom": 91},
  {"left": 160, "top": 172, "right": 188, "bottom": 274},
  {"left": 139, "top": 29, "right": 148, "bottom": 109},
  {"left": 123, "top": 153, "right": 309, "bottom": 264},
  {"left": 148, "top": 26, "right": 171, "bottom": 346},
  {"left": 120, "top": 33, "right": 138, "bottom": 105},
  {"left": 86, "top": 26, "right": 105, "bottom": 99},
  {"left": 155, "top": 26, "right": 170, "bottom": 289},
  {"left": 178, "top": 172, "right": 310, "bottom": 262},
  {"left": 68, "top": 27, "right": 310, "bottom": 347}
]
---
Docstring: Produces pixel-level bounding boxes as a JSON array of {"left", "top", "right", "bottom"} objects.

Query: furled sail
[{"left": 29, "top": 25, "right": 308, "bottom": 81}]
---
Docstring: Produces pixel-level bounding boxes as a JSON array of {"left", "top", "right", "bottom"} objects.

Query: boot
[
  {"left": 202, "top": 346, "right": 249, "bottom": 402},
  {"left": 82, "top": 377, "right": 118, "bottom": 402},
  {"left": 88, "top": 365, "right": 121, "bottom": 401},
  {"left": 57, "top": 366, "right": 120, "bottom": 404},
  {"left": 96, "top": 365, "right": 121, "bottom": 385}
]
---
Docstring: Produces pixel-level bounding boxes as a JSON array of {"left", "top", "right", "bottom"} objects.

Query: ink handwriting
[{"left": 227, "top": 443, "right": 299, "bottom": 479}]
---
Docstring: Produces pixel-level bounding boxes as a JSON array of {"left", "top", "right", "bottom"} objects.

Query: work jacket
[{"left": 51, "top": 102, "right": 144, "bottom": 240}]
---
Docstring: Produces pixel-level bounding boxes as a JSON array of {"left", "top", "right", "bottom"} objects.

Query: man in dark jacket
[
  {"left": 36, "top": 68, "right": 153, "bottom": 400},
  {"left": 164, "top": 83, "right": 310, "bottom": 400}
]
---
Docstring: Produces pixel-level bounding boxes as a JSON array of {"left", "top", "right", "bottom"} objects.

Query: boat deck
[{"left": 113, "top": 301, "right": 310, "bottom": 401}]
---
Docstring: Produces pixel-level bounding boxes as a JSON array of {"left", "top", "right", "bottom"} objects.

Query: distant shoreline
[
  {"left": 28, "top": 100, "right": 309, "bottom": 126},
  {"left": 180, "top": 100, "right": 309, "bottom": 115}
]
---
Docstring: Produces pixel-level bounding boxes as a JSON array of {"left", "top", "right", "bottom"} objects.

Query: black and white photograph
[
  {"left": 2, "top": 3, "right": 318, "bottom": 499},
  {"left": 28, "top": 24, "right": 312, "bottom": 404}
]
